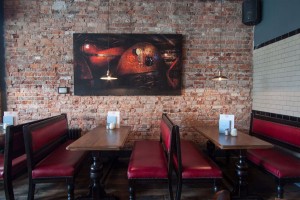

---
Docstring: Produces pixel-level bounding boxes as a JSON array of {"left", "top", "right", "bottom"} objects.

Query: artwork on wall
[{"left": 73, "top": 33, "right": 183, "bottom": 96}]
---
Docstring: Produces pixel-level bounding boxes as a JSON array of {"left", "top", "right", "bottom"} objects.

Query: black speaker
[{"left": 242, "top": 0, "right": 262, "bottom": 26}]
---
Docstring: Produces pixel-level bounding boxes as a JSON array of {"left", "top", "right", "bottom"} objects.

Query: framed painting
[{"left": 73, "top": 33, "right": 183, "bottom": 96}]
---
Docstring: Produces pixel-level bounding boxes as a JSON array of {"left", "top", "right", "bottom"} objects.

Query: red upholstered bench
[
  {"left": 23, "top": 114, "right": 87, "bottom": 200},
  {"left": 127, "top": 113, "right": 175, "bottom": 200},
  {"left": 172, "top": 126, "right": 223, "bottom": 200},
  {"left": 247, "top": 111, "right": 300, "bottom": 199},
  {"left": 0, "top": 116, "right": 57, "bottom": 200}
]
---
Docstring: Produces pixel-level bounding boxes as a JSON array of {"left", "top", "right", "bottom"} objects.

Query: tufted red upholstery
[
  {"left": 174, "top": 140, "right": 222, "bottom": 179},
  {"left": 247, "top": 148, "right": 300, "bottom": 178},
  {"left": 0, "top": 154, "right": 4, "bottom": 179},
  {"left": 127, "top": 140, "right": 168, "bottom": 179},
  {"left": 252, "top": 118, "right": 300, "bottom": 148},
  {"left": 32, "top": 140, "right": 86, "bottom": 178}
]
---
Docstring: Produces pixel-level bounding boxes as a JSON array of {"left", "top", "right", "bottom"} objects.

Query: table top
[
  {"left": 66, "top": 126, "right": 131, "bottom": 151},
  {"left": 193, "top": 126, "right": 273, "bottom": 150}
]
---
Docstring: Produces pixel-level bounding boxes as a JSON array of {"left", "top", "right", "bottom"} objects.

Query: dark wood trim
[
  {"left": 254, "top": 28, "right": 300, "bottom": 49},
  {"left": 252, "top": 110, "right": 300, "bottom": 125},
  {"left": 0, "top": 0, "right": 6, "bottom": 115}
]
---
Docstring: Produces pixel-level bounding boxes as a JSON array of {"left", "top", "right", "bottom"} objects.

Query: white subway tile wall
[{"left": 253, "top": 34, "right": 300, "bottom": 117}]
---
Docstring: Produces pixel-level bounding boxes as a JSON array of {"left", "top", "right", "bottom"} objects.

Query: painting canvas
[{"left": 73, "top": 33, "right": 183, "bottom": 96}]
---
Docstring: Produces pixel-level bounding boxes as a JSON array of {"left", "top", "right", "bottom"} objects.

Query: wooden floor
[{"left": 0, "top": 155, "right": 300, "bottom": 200}]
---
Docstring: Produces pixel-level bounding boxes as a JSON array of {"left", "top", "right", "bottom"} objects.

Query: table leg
[
  {"left": 232, "top": 149, "right": 262, "bottom": 200},
  {"left": 206, "top": 140, "right": 216, "bottom": 159},
  {"left": 235, "top": 149, "right": 248, "bottom": 197},
  {"left": 77, "top": 151, "right": 117, "bottom": 200},
  {"left": 90, "top": 151, "right": 107, "bottom": 198}
]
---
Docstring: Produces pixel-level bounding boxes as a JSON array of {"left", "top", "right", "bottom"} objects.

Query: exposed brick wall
[{"left": 3, "top": 0, "right": 253, "bottom": 142}]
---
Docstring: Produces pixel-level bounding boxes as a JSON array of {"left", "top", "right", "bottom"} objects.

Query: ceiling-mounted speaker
[{"left": 242, "top": 0, "right": 262, "bottom": 26}]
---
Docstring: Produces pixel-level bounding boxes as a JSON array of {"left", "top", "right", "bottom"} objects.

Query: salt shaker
[{"left": 224, "top": 129, "right": 229, "bottom": 135}]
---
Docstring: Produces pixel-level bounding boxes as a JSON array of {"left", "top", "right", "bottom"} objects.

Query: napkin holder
[
  {"left": 219, "top": 119, "right": 231, "bottom": 134},
  {"left": 106, "top": 115, "right": 117, "bottom": 130}
]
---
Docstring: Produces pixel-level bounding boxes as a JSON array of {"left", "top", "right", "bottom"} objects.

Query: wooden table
[
  {"left": 66, "top": 125, "right": 131, "bottom": 200},
  {"left": 193, "top": 126, "right": 273, "bottom": 200}
]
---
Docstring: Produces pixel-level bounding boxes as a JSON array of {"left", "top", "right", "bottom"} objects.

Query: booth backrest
[
  {"left": 23, "top": 114, "right": 68, "bottom": 166},
  {"left": 160, "top": 113, "right": 177, "bottom": 154},
  {"left": 250, "top": 111, "right": 300, "bottom": 153},
  {"left": 30, "top": 117, "right": 67, "bottom": 152},
  {"left": 6, "top": 115, "right": 58, "bottom": 161},
  {"left": 2, "top": 115, "right": 58, "bottom": 200}
]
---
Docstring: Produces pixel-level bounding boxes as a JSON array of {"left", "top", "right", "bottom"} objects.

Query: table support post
[
  {"left": 235, "top": 149, "right": 248, "bottom": 197},
  {"left": 206, "top": 140, "right": 216, "bottom": 159},
  {"left": 90, "top": 151, "right": 106, "bottom": 199}
]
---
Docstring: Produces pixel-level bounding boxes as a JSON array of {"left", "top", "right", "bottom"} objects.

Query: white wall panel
[{"left": 253, "top": 34, "right": 300, "bottom": 117}]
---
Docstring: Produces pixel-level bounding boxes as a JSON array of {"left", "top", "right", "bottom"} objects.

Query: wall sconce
[{"left": 58, "top": 87, "right": 69, "bottom": 94}]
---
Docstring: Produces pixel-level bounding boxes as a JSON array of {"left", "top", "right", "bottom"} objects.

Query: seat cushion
[
  {"left": 176, "top": 140, "right": 222, "bottom": 179},
  {"left": 127, "top": 140, "right": 168, "bottom": 179},
  {"left": 32, "top": 140, "right": 87, "bottom": 179},
  {"left": 247, "top": 148, "right": 300, "bottom": 178},
  {"left": 0, "top": 154, "right": 4, "bottom": 179},
  {"left": 0, "top": 154, "right": 27, "bottom": 181},
  {"left": 11, "top": 154, "right": 27, "bottom": 177}
]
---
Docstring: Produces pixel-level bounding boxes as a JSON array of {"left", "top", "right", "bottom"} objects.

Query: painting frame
[{"left": 73, "top": 33, "right": 183, "bottom": 96}]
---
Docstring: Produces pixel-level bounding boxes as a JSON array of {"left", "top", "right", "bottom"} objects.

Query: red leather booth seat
[
  {"left": 247, "top": 118, "right": 300, "bottom": 178},
  {"left": 127, "top": 113, "right": 175, "bottom": 200},
  {"left": 127, "top": 140, "right": 168, "bottom": 179},
  {"left": 248, "top": 118, "right": 300, "bottom": 178},
  {"left": 24, "top": 114, "right": 87, "bottom": 200},
  {"left": 247, "top": 112, "right": 300, "bottom": 199},
  {"left": 173, "top": 127, "right": 223, "bottom": 200},
  {"left": 1, "top": 116, "right": 63, "bottom": 200},
  {"left": 252, "top": 118, "right": 300, "bottom": 148},
  {"left": 247, "top": 148, "right": 300, "bottom": 178},
  {"left": 0, "top": 154, "right": 27, "bottom": 179},
  {"left": 175, "top": 140, "right": 222, "bottom": 179},
  {"left": 32, "top": 140, "right": 86, "bottom": 178}
]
